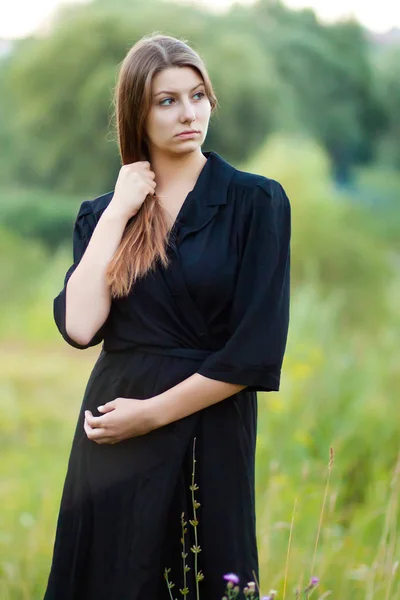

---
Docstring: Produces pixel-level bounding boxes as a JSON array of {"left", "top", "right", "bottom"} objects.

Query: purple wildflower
[
  {"left": 303, "top": 576, "right": 320, "bottom": 594},
  {"left": 223, "top": 573, "right": 240, "bottom": 585}
]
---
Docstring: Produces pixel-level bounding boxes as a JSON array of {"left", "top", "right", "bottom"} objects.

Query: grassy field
[
  {"left": 0, "top": 342, "right": 93, "bottom": 600},
  {"left": 1, "top": 276, "right": 399, "bottom": 599}
]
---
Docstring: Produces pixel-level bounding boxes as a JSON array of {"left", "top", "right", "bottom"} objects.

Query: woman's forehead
[{"left": 152, "top": 67, "right": 204, "bottom": 94}]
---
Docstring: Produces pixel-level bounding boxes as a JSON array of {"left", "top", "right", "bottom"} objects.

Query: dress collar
[
  {"left": 193, "top": 150, "right": 235, "bottom": 206},
  {"left": 171, "top": 150, "right": 236, "bottom": 245}
]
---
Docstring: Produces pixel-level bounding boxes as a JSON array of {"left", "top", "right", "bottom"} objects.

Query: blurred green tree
[
  {"left": 373, "top": 46, "right": 400, "bottom": 170},
  {"left": 1, "top": 0, "right": 280, "bottom": 194},
  {"left": 250, "top": 1, "right": 381, "bottom": 182}
]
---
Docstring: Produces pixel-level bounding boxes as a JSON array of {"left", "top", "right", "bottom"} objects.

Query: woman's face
[{"left": 145, "top": 66, "right": 212, "bottom": 157}]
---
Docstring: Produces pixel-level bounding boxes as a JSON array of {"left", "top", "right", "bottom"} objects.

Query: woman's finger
[
  {"left": 85, "top": 410, "right": 106, "bottom": 428},
  {"left": 84, "top": 418, "right": 107, "bottom": 440},
  {"left": 94, "top": 437, "right": 118, "bottom": 445}
]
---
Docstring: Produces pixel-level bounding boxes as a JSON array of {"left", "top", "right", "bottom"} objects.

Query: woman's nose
[{"left": 180, "top": 101, "right": 196, "bottom": 122}]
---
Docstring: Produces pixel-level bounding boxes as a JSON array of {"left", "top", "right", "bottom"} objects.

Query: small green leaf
[{"left": 179, "top": 587, "right": 189, "bottom": 595}]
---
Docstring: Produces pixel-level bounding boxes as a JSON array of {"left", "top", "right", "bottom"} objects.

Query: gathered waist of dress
[{"left": 103, "top": 344, "right": 213, "bottom": 361}]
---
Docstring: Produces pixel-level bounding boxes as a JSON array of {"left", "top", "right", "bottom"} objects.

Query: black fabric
[
  {"left": 44, "top": 150, "right": 291, "bottom": 599},
  {"left": 53, "top": 150, "right": 291, "bottom": 391}
]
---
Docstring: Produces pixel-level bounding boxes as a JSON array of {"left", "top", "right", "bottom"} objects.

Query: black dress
[{"left": 43, "top": 150, "right": 291, "bottom": 600}]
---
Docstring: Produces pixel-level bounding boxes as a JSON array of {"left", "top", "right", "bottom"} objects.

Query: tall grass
[{"left": 1, "top": 270, "right": 399, "bottom": 598}]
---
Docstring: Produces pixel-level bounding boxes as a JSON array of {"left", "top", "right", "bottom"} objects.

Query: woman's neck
[{"left": 149, "top": 149, "right": 207, "bottom": 196}]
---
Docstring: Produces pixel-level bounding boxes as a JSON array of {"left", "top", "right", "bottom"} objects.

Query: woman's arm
[
  {"left": 83, "top": 374, "right": 246, "bottom": 443},
  {"left": 150, "top": 373, "right": 246, "bottom": 427},
  {"left": 64, "top": 204, "right": 129, "bottom": 347}
]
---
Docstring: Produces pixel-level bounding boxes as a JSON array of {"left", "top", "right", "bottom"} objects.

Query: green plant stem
[
  {"left": 310, "top": 447, "right": 334, "bottom": 577},
  {"left": 181, "top": 512, "right": 189, "bottom": 596},
  {"left": 283, "top": 496, "right": 297, "bottom": 600},
  {"left": 191, "top": 438, "right": 200, "bottom": 600}
]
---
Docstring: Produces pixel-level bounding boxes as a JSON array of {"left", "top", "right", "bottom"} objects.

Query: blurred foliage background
[{"left": 1, "top": 0, "right": 400, "bottom": 598}]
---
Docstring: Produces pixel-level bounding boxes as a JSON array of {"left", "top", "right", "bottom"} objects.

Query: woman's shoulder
[
  {"left": 226, "top": 167, "right": 290, "bottom": 239},
  {"left": 78, "top": 191, "right": 115, "bottom": 223},
  {"left": 229, "top": 166, "right": 288, "bottom": 212}
]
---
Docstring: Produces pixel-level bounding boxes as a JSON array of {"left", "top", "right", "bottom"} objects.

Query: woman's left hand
[{"left": 84, "top": 397, "right": 156, "bottom": 444}]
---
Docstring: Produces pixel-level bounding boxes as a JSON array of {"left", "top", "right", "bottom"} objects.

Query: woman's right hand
[{"left": 109, "top": 161, "right": 157, "bottom": 220}]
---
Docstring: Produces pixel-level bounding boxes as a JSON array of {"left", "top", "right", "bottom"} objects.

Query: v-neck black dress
[{"left": 43, "top": 150, "right": 291, "bottom": 600}]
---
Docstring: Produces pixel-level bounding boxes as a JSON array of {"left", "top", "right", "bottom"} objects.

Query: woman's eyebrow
[{"left": 153, "top": 83, "right": 205, "bottom": 97}]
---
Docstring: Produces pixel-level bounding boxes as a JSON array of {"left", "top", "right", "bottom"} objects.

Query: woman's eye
[{"left": 159, "top": 91, "right": 205, "bottom": 106}]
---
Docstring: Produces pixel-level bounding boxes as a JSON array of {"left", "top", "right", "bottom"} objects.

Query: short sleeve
[
  {"left": 53, "top": 200, "right": 107, "bottom": 349},
  {"left": 197, "top": 180, "right": 291, "bottom": 392}
]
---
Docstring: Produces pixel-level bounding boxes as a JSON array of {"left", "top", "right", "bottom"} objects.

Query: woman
[{"left": 43, "top": 33, "right": 291, "bottom": 600}]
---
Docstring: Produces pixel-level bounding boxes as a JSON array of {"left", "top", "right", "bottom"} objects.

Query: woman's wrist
[
  {"left": 146, "top": 395, "right": 169, "bottom": 430},
  {"left": 102, "top": 201, "right": 136, "bottom": 223}
]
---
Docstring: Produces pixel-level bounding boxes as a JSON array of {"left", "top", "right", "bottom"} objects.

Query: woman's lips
[{"left": 176, "top": 131, "right": 200, "bottom": 138}]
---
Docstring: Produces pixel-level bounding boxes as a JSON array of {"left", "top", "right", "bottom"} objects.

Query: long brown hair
[{"left": 105, "top": 33, "right": 218, "bottom": 299}]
